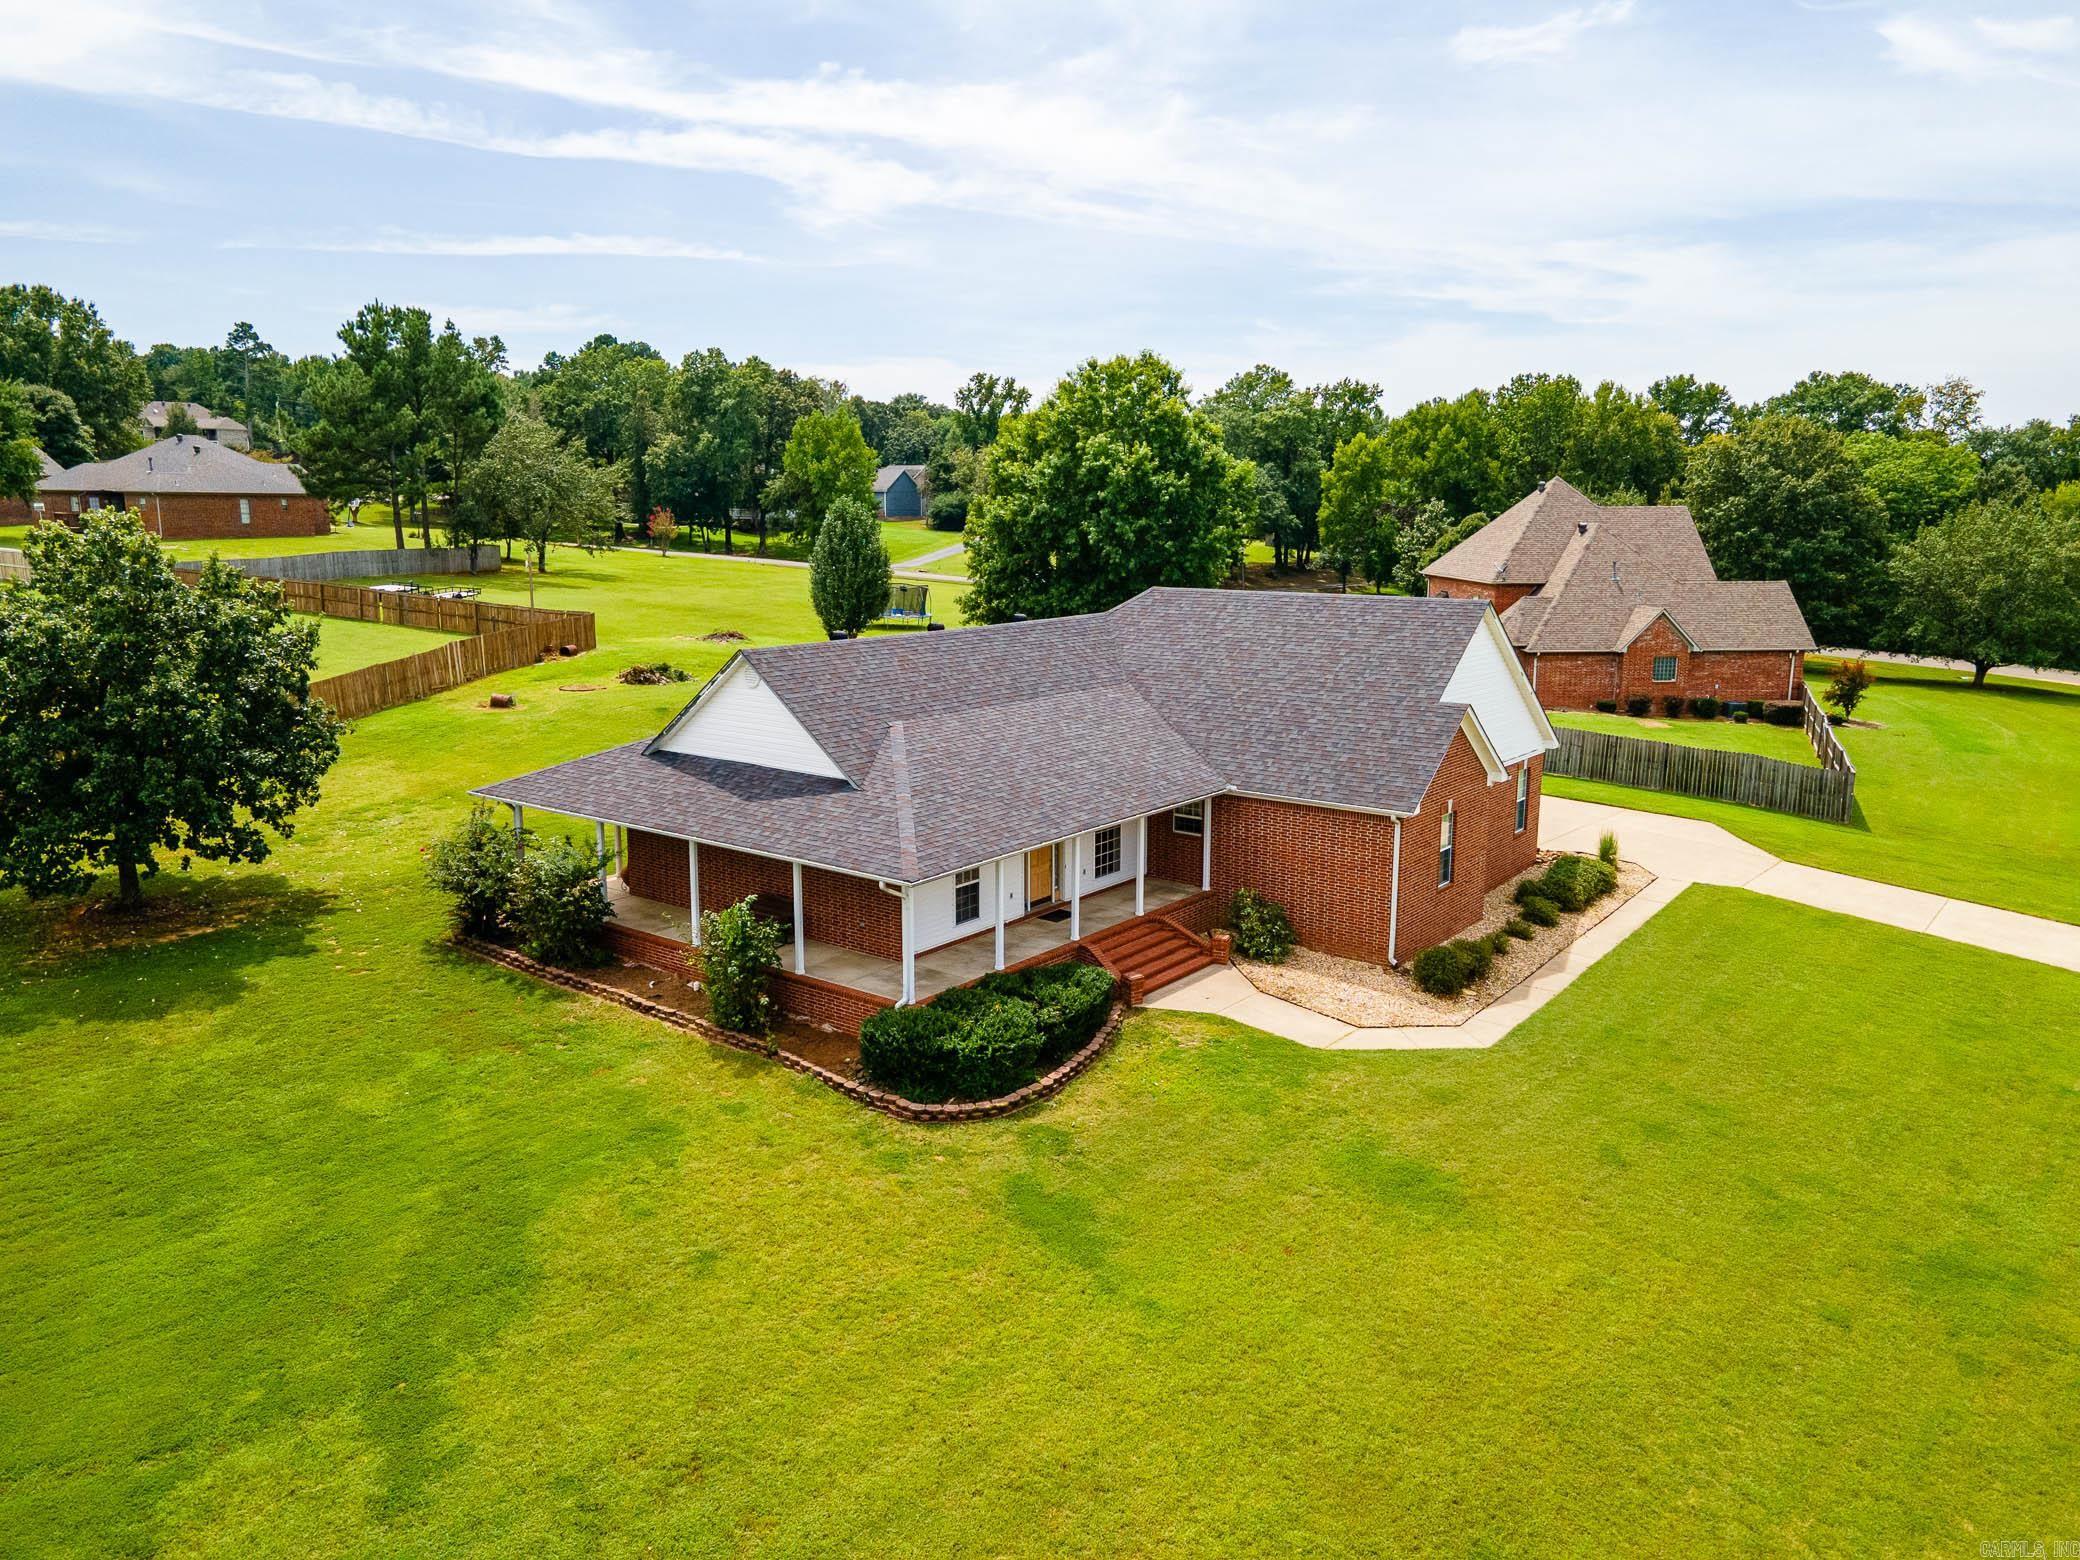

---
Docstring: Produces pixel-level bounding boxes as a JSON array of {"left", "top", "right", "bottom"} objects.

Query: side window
[
  {"left": 1652, "top": 655, "right": 1677, "bottom": 682},
  {"left": 954, "top": 867, "right": 980, "bottom": 924},
  {"left": 1171, "top": 801, "right": 1203, "bottom": 837},
  {"left": 239, "top": 498, "right": 252, "bottom": 526},
  {"left": 1093, "top": 825, "right": 1122, "bottom": 879},
  {"left": 1515, "top": 766, "right": 1529, "bottom": 833},
  {"left": 1439, "top": 805, "right": 1456, "bottom": 887}
]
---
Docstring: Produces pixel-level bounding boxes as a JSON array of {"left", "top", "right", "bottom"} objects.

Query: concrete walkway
[{"left": 1147, "top": 795, "right": 2080, "bottom": 1051}]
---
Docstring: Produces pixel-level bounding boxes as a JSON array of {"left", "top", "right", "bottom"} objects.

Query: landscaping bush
[
  {"left": 1625, "top": 696, "right": 1651, "bottom": 717},
  {"left": 701, "top": 896, "right": 786, "bottom": 1037},
  {"left": 1689, "top": 696, "right": 1720, "bottom": 719},
  {"left": 859, "top": 988, "right": 1043, "bottom": 1100},
  {"left": 1825, "top": 658, "right": 1874, "bottom": 722},
  {"left": 1661, "top": 696, "right": 1684, "bottom": 717},
  {"left": 1764, "top": 702, "right": 1803, "bottom": 726},
  {"left": 1518, "top": 895, "right": 1560, "bottom": 927},
  {"left": 1733, "top": 710, "right": 1749, "bottom": 723},
  {"left": 1594, "top": 699, "right": 1618, "bottom": 713},
  {"left": 1504, "top": 917, "right": 1535, "bottom": 940},
  {"left": 976, "top": 961, "right": 1116, "bottom": 1066},
  {"left": 508, "top": 837, "right": 614, "bottom": 967},
  {"left": 425, "top": 803, "right": 522, "bottom": 937},
  {"left": 1484, "top": 930, "right": 1513, "bottom": 958},
  {"left": 1538, "top": 854, "right": 1619, "bottom": 912},
  {"left": 1744, "top": 700, "right": 1767, "bottom": 719},
  {"left": 1598, "top": 831, "right": 1619, "bottom": 866},
  {"left": 1229, "top": 888, "right": 1295, "bottom": 963},
  {"left": 1412, "top": 940, "right": 1487, "bottom": 996}
]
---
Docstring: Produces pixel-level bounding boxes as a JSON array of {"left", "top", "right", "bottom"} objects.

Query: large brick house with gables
[
  {"left": 476, "top": 588, "right": 1558, "bottom": 1034},
  {"left": 1424, "top": 477, "right": 1814, "bottom": 709}
]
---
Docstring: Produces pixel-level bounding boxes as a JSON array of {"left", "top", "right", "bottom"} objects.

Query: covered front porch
[{"left": 607, "top": 873, "right": 1203, "bottom": 1002}]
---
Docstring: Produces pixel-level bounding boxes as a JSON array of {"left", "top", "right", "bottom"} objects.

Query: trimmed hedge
[
  {"left": 1594, "top": 699, "right": 1618, "bottom": 713},
  {"left": 1661, "top": 696, "right": 1684, "bottom": 718},
  {"left": 1518, "top": 895, "right": 1560, "bottom": 927},
  {"left": 1504, "top": 918, "right": 1535, "bottom": 940},
  {"left": 1625, "top": 696, "right": 1651, "bottom": 717},
  {"left": 1412, "top": 936, "right": 1493, "bottom": 996},
  {"left": 1764, "top": 703, "right": 1803, "bottom": 726},
  {"left": 1538, "top": 854, "right": 1619, "bottom": 911},
  {"left": 861, "top": 963, "right": 1117, "bottom": 1100},
  {"left": 1689, "top": 695, "right": 1721, "bottom": 719},
  {"left": 1229, "top": 888, "right": 1295, "bottom": 963}
]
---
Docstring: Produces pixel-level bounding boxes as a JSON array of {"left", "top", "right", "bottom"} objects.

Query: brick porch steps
[{"left": 1081, "top": 915, "right": 1218, "bottom": 998}]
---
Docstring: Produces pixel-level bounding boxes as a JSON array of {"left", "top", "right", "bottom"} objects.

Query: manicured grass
[
  {"left": 1549, "top": 657, "right": 2080, "bottom": 923},
  {"left": 1551, "top": 706, "right": 1820, "bottom": 765},
  {"left": 649, "top": 517, "right": 960, "bottom": 568},
  {"left": 6, "top": 830, "right": 2079, "bottom": 1555},
  {"left": 305, "top": 614, "right": 464, "bottom": 679}
]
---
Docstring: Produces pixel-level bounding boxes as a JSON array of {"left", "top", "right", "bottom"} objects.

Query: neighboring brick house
[
  {"left": 0, "top": 447, "right": 61, "bottom": 523},
  {"left": 39, "top": 436, "right": 329, "bottom": 540},
  {"left": 477, "top": 589, "right": 1557, "bottom": 1032},
  {"left": 873, "top": 463, "right": 927, "bottom": 518},
  {"left": 1425, "top": 477, "right": 1814, "bottom": 709},
  {"left": 139, "top": 401, "right": 252, "bottom": 450}
]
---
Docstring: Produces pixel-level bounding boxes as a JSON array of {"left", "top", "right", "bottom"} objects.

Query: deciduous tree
[
  {"left": 464, "top": 413, "right": 618, "bottom": 572},
  {"left": 0, "top": 284, "right": 150, "bottom": 456},
  {"left": 764, "top": 408, "right": 876, "bottom": 550},
  {"left": 809, "top": 495, "right": 894, "bottom": 637},
  {"left": 1888, "top": 496, "right": 2080, "bottom": 683},
  {"left": 1844, "top": 432, "right": 1980, "bottom": 535}
]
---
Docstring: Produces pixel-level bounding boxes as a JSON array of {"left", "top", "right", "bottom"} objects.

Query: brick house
[
  {"left": 476, "top": 589, "right": 1557, "bottom": 1033},
  {"left": 39, "top": 436, "right": 329, "bottom": 540},
  {"left": 139, "top": 401, "right": 252, "bottom": 450},
  {"left": 1425, "top": 477, "right": 1814, "bottom": 709},
  {"left": 0, "top": 447, "right": 61, "bottom": 523}
]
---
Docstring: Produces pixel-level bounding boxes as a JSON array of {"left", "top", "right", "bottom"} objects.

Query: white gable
[
  {"left": 1442, "top": 610, "right": 1556, "bottom": 767},
  {"left": 651, "top": 659, "right": 846, "bottom": 779}
]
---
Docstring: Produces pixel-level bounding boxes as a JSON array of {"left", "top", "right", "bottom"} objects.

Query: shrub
[
  {"left": 976, "top": 961, "right": 1115, "bottom": 1066},
  {"left": 1764, "top": 702, "right": 1802, "bottom": 726},
  {"left": 926, "top": 488, "right": 968, "bottom": 531},
  {"left": 1518, "top": 895, "right": 1560, "bottom": 927},
  {"left": 1229, "top": 888, "right": 1295, "bottom": 963},
  {"left": 1484, "top": 930, "right": 1513, "bottom": 957},
  {"left": 1825, "top": 658, "right": 1874, "bottom": 721},
  {"left": 1597, "top": 831, "right": 1619, "bottom": 866},
  {"left": 1661, "top": 696, "right": 1684, "bottom": 717},
  {"left": 508, "top": 837, "right": 613, "bottom": 967},
  {"left": 1512, "top": 877, "right": 1550, "bottom": 907},
  {"left": 1593, "top": 699, "right": 1618, "bottom": 713},
  {"left": 1539, "top": 854, "right": 1618, "bottom": 911},
  {"left": 1733, "top": 710, "right": 1749, "bottom": 723},
  {"left": 1504, "top": 917, "right": 1535, "bottom": 940},
  {"left": 1412, "top": 940, "right": 1484, "bottom": 996},
  {"left": 425, "top": 803, "right": 522, "bottom": 937},
  {"left": 701, "top": 895, "right": 786, "bottom": 1036},
  {"left": 1624, "top": 696, "right": 1651, "bottom": 717},
  {"left": 860, "top": 989, "right": 1043, "bottom": 1099},
  {"left": 1689, "top": 695, "right": 1720, "bottom": 719},
  {"left": 1744, "top": 700, "right": 1767, "bottom": 718}
]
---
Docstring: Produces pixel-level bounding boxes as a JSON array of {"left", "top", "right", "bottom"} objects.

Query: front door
[{"left": 1025, "top": 845, "right": 1056, "bottom": 909}]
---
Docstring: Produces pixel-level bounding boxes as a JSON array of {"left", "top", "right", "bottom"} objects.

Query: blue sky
[{"left": 2, "top": 0, "right": 2075, "bottom": 420}]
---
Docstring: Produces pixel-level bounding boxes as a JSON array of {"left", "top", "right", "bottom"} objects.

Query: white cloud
[
  {"left": 228, "top": 229, "right": 758, "bottom": 261},
  {"left": 1879, "top": 11, "right": 2078, "bottom": 79},
  {"left": 0, "top": 218, "right": 133, "bottom": 243},
  {"left": 1449, "top": 0, "right": 1636, "bottom": 64}
]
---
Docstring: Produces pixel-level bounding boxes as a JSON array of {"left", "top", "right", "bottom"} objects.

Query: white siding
[
  {"left": 652, "top": 662, "right": 845, "bottom": 779},
  {"left": 1443, "top": 616, "right": 1553, "bottom": 766},
  {"left": 908, "top": 823, "right": 1144, "bottom": 954}
]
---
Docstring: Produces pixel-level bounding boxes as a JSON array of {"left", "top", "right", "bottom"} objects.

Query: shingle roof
[
  {"left": 1425, "top": 477, "right": 1604, "bottom": 585},
  {"left": 140, "top": 401, "right": 250, "bottom": 435},
  {"left": 873, "top": 463, "right": 927, "bottom": 493},
  {"left": 34, "top": 447, "right": 61, "bottom": 483},
  {"left": 41, "top": 436, "right": 308, "bottom": 497},
  {"left": 477, "top": 589, "right": 1504, "bottom": 883}
]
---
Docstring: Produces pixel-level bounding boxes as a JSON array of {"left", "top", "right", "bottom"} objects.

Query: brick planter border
[{"left": 454, "top": 935, "right": 1128, "bottom": 1125}]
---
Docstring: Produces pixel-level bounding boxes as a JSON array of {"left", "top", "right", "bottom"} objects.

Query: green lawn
[
  {"left": 646, "top": 517, "right": 959, "bottom": 568},
  {"left": 1551, "top": 707, "right": 1820, "bottom": 765},
  {"left": 5, "top": 542, "right": 2079, "bottom": 1551},
  {"left": 306, "top": 614, "right": 465, "bottom": 679},
  {"left": 1549, "top": 657, "right": 2080, "bottom": 923}
]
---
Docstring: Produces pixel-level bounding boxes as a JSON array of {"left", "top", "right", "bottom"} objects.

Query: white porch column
[
  {"left": 614, "top": 826, "right": 625, "bottom": 882},
  {"left": 993, "top": 856, "right": 1008, "bottom": 971},
  {"left": 900, "top": 888, "right": 917, "bottom": 1005},
  {"left": 594, "top": 820, "right": 607, "bottom": 887},
  {"left": 509, "top": 802, "right": 524, "bottom": 860},
  {"left": 1069, "top": 834, "right": 1082, "bottom": 941},
  {"left": 791, "top": 860, "right": 806, "bottom": 974},
  {"left": 1200, "top": 795, "right": 1213, "bottom": 891},
  {"left": 686, "top": 839, "right": 702, "bottom": 947},
  {"left": 1134, "top": 816, "right": 1147, "bottom": 916}
]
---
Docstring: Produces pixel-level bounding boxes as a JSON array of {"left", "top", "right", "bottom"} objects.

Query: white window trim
[
  {"left": 953, "top": 866, "right": 981, "bottom": 925},
  {"left": 1171, "top": 801, "right": 1203, "bottom": 837},
  {"left": 1093, "top": 824, "right": 1122, "bottom": 879},
  {"left": 1514, "top": 766, "right": 1529, "bottom": 834},
  {"left": 1439, "top": 803, "right": 1456, "bottom": 888},
  {"left": 1651, "top": 655, "right": 1678, "bottom": 683}
]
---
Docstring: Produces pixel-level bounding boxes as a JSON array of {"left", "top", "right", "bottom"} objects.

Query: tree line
[{"left": 3, "top": 281, "right": 2076, "bottom": 673}]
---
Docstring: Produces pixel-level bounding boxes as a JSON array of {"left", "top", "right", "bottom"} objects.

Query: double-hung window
[
  {"left": 238, "top": 498, "right": 252, "bottom": 526},
  {"left": 1171, "top": 801, "right": 1203, "bottom": 837},
  {"left": 1439, "top": 805, "right": 1456, "bottom": 887},
  {"left": 953, "top": 866, "right": 981, "bottom": 925},
  {"left": 1093, "top": 825, "right": 1122, "bottom": 880},
  {"left": 1514, "top": 766, "right": 1529, "bottom": 834},
  {"left": 1651, "top": 655, "right": 1677, "bottom": 682}
]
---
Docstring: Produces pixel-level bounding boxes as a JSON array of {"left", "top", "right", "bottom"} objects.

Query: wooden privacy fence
[
  {"left": 0, "top": 547, "right": 27, "bottom": 582},
  {"left": 1547, "top": 725, "right": 1856, "bottom": 823},
  {"left": 268, "top": 579, "right": 594, "bottom": 721}
]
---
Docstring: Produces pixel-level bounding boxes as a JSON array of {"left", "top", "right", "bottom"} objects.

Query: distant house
[
  {"left": 873, "top": 463, "right": 928, "bottom": 519},
  {"left": 40, "top": 436, "right": 329, "bottom": 540},
  {"left": 475, "top": 589, "right": 1555, "bottom": 1033},
  {"left": 1424, "top": 477, "right": 1814, "bottom": 709},
  {"left": 139, "top": 401, "right": 252, "bottom": 451},
  {"left": 0, "top": 447, "right": 63, "bottom": 524}
]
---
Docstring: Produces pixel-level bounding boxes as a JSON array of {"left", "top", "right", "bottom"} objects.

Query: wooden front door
[{"left": 1025, "top": 846, "right": 1055, "bottom": 909}]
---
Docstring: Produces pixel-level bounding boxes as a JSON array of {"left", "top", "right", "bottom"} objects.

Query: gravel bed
[{"left": 1235, "top": 853, "right": 1653, "bottom": 1027}]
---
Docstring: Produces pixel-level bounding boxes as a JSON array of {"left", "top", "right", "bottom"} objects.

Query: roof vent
[
  {"left": 1537, "top": 480, "right": 1547, "bottom": 492},
  {"left": 146, "top": 456, "right": 153, "bottom": 472},
  {"left": 1577, "top": 521, "right": 1589, "bottom": 535},
  {"left": 1011, "top": 613, "right": 1028, "bottom": 623}
]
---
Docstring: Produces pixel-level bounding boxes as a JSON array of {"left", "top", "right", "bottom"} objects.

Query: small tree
[
  {"left": 425, "top": 805, "right": 523, "bottom": 936},
  {"left": 701, "top": 896, "right": 786, "bottom": 1039},
  {"left": 0, "top": 513, "right": 341, "bottom": 908},
  {"left": 1825, "top": 659, "right": 1874, "bottom": 722},
  {"left": 463, "top": 412, "right": 619, "bottom": 573},
  {"left": 1887, "top": 496, "right": 2080, "bottom": 685},
  {"left": 162, "top": 401, "right": 201, "bottom": 436},
  {"left": 762, "top": 408, "right": 876, "bottom": 552},
  {"left": 809, "top": 494, "right": 893, "bottom": 638},
  {"left": 646, "top": 506, "right": 675, "bottom": 557},
  {"left": 1319, "top": 431, "right": 1401, "bottom": 589},
  {"left": 508, "top": 837, "right": 613, "bottom": 966}
]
